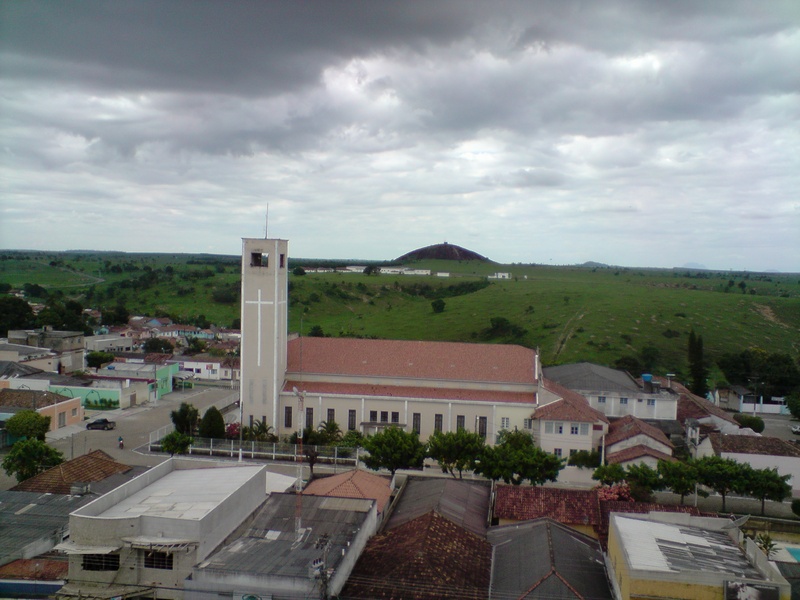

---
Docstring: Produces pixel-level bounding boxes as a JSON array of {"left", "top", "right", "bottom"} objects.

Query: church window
[
  {"left": 478, "top": 416, "right": 487, "bottom": 439},
  {"left": 456, "top": 415, "right": 465, "bottom": 430},
  {"left": 412, "top": 413, "right": 421, "bottom": 434},
  {"left": 284, "top": 406, "right": 292, "bottom": 428},
  {"left": 391, "top": 411, "right": 399, "bottom": 423},
  {"left": 348, "top": 410, "right": 356, "bottom": 431},
  {"left": 327, "top": 408, "right": 335, "bottom": 424},
  {"left": 434, "top": 414, "right": 443, "bottom": 433},
  {"left": 380, "top": 411, "right": 388, "bottom": 423},
  {"left": 306, "top": 407, "right": 314, "bottom": 429},
  {"left": 370, "top": 410, "right": 378, "bottom": 422},
  {"left": 250, "top": 252, "right": 268, "bottom": 267}
]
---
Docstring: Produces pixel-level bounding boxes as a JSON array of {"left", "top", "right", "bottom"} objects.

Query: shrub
[
  {"left": 733, "top": 413, "right": 765, "bottom": 433},
  {"left": 791, "top": 498, "right": 800, "bottom": 518}
]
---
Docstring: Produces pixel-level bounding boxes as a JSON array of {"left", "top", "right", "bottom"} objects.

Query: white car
[{"left": 790, "top": 425, "right": 800, "bottom": 435}]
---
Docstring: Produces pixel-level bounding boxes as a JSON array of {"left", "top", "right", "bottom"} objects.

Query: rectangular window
[
  {"left": 598, "top": 396, "right": 606, "bottom": 404},
  {"left": 71, "top": 407, "right": 78, "bottom": 417},
  {"left": 83, "top": 554, "right": 120, "bottom": 571},
  {"left": 327, "top": 408, "right": 335, "bottom": 424},
  {"left": 348, "top": 409, "right": 356, "bottom": 431},
  {"left": 144, "top": 551, "right": 173, "bottom": 570},
  {"left": 553, "top": 448, "right": 562, "bottom": 458},
  {"left": 434, "top": 414, "right": 443, "bottom": 433},
  {"left": 570, "top": 424, "right": 579, "bottom": 435},
  {"left": 478, "top": 416, "right": 487, "bottom": 439},
  {"left": 456, "top": 415, "right": 465, "bottom": 430},
  {"left": 545, "top": 422, "right": 554, "bottom": 434},
  {"left": 370, "top": 410, "right": 378, "bottom": 422},
  {"left": 620, "top": 397, "right": 628, "bottom": 405},
  {"left": 647, "top": 398, "right": 656, "bottom": 406},
  {"left": 570, "top": 449, "right": 578, "bottom": 457},
  {"left": 250, "top": 252, "right": 268, "bottom": 267},
  {"left": 284, "top": 406, "right": 292, "bottom": 428},
  {"left": 391, "top": 411, "right": 400, "bottom": 423},
  {"left": 580, "top": 423, "right": 589, "bottom": 436},
  {"left": 279, "top": 254, "right": 285, "bottom": 268},
  {"left": 501, "top": 417, "right": 510, "bottom": 429},
  {"left": 380, "top": 411, "right": 389, "bottom": 423},
  {"left": 556, "top": 422, "right": 564, "bottom": 434},
  {"left": 523, "top": 418, "right": 533, "bottom": 430},
  {"left": 412, "top": 413, "right": 421, "bottom": 434},
  {"left": 58, "top": 412, "right": 66, "bottom": 428},
  {"left": 306, "top": 407, "right": 314, "bottom": 429}
]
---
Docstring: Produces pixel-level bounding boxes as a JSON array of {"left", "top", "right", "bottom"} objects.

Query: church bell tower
[{"left": 240, "top": 237, "right": 288, "bottom": 432}]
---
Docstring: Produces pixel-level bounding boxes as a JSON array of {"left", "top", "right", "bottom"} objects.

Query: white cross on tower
[{"left": 245, "top": 289, "right": 273, "bottom": 367}]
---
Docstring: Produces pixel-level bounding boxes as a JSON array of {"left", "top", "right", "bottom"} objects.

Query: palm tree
[{"left": 317, "top": 420, "right": 342, "bottom": 445}]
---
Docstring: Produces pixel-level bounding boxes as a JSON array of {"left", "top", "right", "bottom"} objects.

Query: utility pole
[{"left": 293, "top": 387, "right": 305, "bottom": 542}]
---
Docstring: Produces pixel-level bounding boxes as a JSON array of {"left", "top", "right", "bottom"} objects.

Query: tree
[
  {"left": 732, "top": 413, "right": 765, "bottom": 433},
  {"left": 744, "top": 467, "right": 791, "bottom": 516},
  {"left": 363, "top": 265, "right": 379, "bottom": 276},
  {"left": 426, "top": 429, "right": 485, "bottom": 479},
  {"left": 4, "top": 411, "right": 51, "bottom": 441},
  {"left": 171, "top": 402, "right": 199, "bottom": 435},
  {"left": 161, "top": 431, "right": 193, "bottom": 456},
  {"left": 476, "top": 430, "right": 563, "bottom": 486},
  {"left": 624, "top": 463, "right": 663, "bottom": 501},
  {"left": 362, "top": 427, "right": 425, "bottom": 476},
  {"left": 2, "top": 439, "right": 64, "bottom": 482},
  {"left": 143, "top": 337, "right": 173, "bottom": 353},
  {"left": 317, "top": 420, "right": 343, "bottom": 445},
  {"left": 614, "top": 356, "right": 642, "bottom": 375},
  {"left": 658, "top": 459, "right": 699, "bottom": 505},
  {"left": 186, "top": 337, "right": 206, "bottom": 355},
  {"left": 198, "top": 406, "right": 226, "bottom": 439},
  {"left": 688, "top": 329, "right": 708, "bottom": 397},
  {"left": 431, "top": 298, "right": 446, "bottom": 314},
  {"left": 308, "top": 325, "right": 326, "bottom": 337},
  {"left": 640, "top": 346, "right": 660, "bottom": 373},
  {"left": 86, "top": 351, "right": 114, "bottom": 369},
  {"left": 592, "top": 463, "right": 626, "bottom": 486},
  {"left": 787, "top": 391, "right": 800, "bottom": 420},
  {"left": 567, "top": 450, "right": 601, "bottom": 469},
  {"left": 0, "top": 295, "right": 35, "bottom": 336},
  {"left": 696, "top": 455, "right": 746, "bottom": 512},
  {"left": 292, "top": 266, "right": 306, "bottom": 276}
]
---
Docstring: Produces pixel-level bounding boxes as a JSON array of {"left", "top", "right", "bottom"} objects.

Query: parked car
[
  {"left": 86, "top": 418, "right": 116, "bottom": 430},
  {"left": 790, "top": 425, "right": 800, "bottom": 435}
]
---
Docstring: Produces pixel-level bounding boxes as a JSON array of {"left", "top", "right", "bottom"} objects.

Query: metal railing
[{"left": 148, "top": 426, "right": 360, "bottom": 466}]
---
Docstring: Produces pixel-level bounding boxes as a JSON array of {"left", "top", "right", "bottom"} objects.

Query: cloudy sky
[{"left": 1, "top": 1, "right": 798, "bottom": 271}]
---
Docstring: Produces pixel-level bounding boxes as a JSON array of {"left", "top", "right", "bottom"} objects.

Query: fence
[{"left": 148, "top": 425, "right": 360, "bottom": 466}]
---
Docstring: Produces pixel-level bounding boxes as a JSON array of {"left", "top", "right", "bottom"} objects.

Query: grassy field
[{"left": 2, "top": 250, "right": 798, "bottom": 380}]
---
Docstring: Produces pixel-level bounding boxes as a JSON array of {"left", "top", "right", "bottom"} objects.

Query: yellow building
[{"left": 607, "top": 512, "right": 790, "bottom": 600}]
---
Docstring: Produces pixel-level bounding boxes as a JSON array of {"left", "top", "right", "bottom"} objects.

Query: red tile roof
[
  {"left": 534, "top": 383, "right": 609, "bottom": 424},
  {"left": 0, "top": 558, "right": 67, "bottom": 581},
  {"left": 11, "top": 450, "right": 132, "bottom": 494},
  {"left": 605, "top": 415, "right": 673, "bottom": 448},
  {"left": 287, "top": 337, "right": 537, "bottom": 384},
  {"left": 283, "top": 380, "right": 536, "bottom": 404},
  {"left": 677, "top": 392, "right": 739, "bottom": 426},
  {"left": 708, "top": 433, "right": 800, "bottom": 457},
  {"left": 494, "top": 485, "right": 601, "bottom": 526},
  {"left": 0, "top": 389, "right": 71, "bottom": 409},
  {"left": 303, "top": 469, "right": 393, "bottom": 513},
  {"left": 606, "top": 445, "right": 676, "bottom": 465},
  {"left": 340, "top": 511, "right": 491, "bottom": 599}
]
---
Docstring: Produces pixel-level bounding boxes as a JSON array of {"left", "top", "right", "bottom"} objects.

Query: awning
[
  {"left": 53, "top": 541, "right": 121, "bottom": 555},
  {"left": 122, "top": 536, "right": 197, "bottom": 551}
]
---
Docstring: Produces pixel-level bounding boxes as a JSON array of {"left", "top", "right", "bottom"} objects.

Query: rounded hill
[{"left": 396, "top": 243, "right": 490, "bottom": 262}]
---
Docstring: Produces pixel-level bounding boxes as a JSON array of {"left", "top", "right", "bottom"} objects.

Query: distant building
[{"left": 7, "top": 327, "right": 85, "bottom": 373}]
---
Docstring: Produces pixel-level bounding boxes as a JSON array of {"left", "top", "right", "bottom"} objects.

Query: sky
[{"left": 1, "top": 1, "right": 798, "bottom": 272}]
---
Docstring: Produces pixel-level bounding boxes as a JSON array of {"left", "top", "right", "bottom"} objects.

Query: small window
[
  {"left": 280, "top": 254, "right": 285, "bottom": 268},
  {"left": 620, "top": 398, "right": 628, "bottom": 405},
  {"left": 284, "top": 406, "right": 292, "bottom": 428},
  {"left": 380, "top": 411, "right": 388, "bottom": 423},
  {"left": 556, "top": 422, "right": 564, "bottom": 434},
  {"left": 456, "top": 415, "right": 465, "bottom": 430},
  {"left": 391, "top": 411, "right": 399, "bottom": 423},
  {"left": 412, "top": 413, "right": 421, "bottom": 434},
  {"left": 545, "top": 422, "right": 554, "bottom": 434},
  {"left": 71, "top": 407, "right": 78, "bottom": 416},
  {"left": 523, "top": 418, "right": 533, "bottom": 430},
  {"left": 250, "top": 252, "right": 268, "bottom": 267},
  {"left": 144, "top": 550, "right": 173, "bottom": 570},
  {"left": 570, "top": 424, "right": 579, "bottom": 435},
  {"left": 83, "top": 554, "right": 120, "bottom": 571},
  {"left": 348, "top": 409, "right": 356, "bottom": 431},
  {"left": 327, "top": 408, "right": 335, "bottom": 424},
  {"left": 434, "top": 414, "right": 443, "bottom": 433},
  {"left": 598, "top": 396, "right": 606, "bottom": 404},
  {"left": 501, "top": 417, "right": 510, "bottom": 430},
  {"left": 553, "top": 448, "right": 562, "bottom": 457},
  {"left": 580, "top": 423, "right": 589, "bottom": 435},
  {"left": 647, "top": 398, "right": 656, "bottom": 406},
  {"left": 370, "top": 410, "right": 378, "bottom": 422}
]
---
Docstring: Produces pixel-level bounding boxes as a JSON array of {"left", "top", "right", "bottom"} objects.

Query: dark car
[{"left": 86, "top": 418, "right": 116, "bottom": 430}]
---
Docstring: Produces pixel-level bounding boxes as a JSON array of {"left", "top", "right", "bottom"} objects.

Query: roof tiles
[
  {"left": 11, "top": 450, "right": 132, "bottom": 495},
  {"left": 605, "top": 415, "right": 673, "bottom": 448},
  {"left": 494, "top": 485, "right": 601, "bottom": 526},
  {"left": 303, "top": 469, "right": 393, "bottom": 514},
  {"left": 709, "top": 433, "right": 800, "bottom": 457}
]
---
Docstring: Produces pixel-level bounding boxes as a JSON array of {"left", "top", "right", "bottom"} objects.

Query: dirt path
[{"left": 553, "top": 310, "right": 585, "bottom": 361}]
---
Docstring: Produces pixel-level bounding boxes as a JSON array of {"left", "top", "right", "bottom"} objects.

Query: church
[{"left": 239, "top": 235, "right": 571, "bottom": 445}]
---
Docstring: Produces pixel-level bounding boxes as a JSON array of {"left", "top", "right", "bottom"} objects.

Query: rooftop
[
  {"left": 543, "top": 362, "right": 643, "bottom": 393},
  {"left": 606, "top": 415, "right": 673, "bottom": 448},
  {"left": 534, "top": 384, "right": 609, "bottom": 424},
  {"left": 11, "top": 450, "right": 139, "bottom": 495},
  {"left": 0, "top": 389, "right": 72, "bottom": 409},
  {"left": 677, "top": 392, "right": 739, "bottom": 427},
  {"left": 606, "top": 444, "right": 676, "bottom": 465},
  {"left": 708, "top": 433, "right": 800, "bottom": 457},
  {"left": 303, "top": 469, "right": 393, "bottom": 514},
  {"left": 494, "top": 485, "right": 601, "bottom": 526},
  {"left": 287, "top": 337, "right": 537, "bottom": 385}
]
